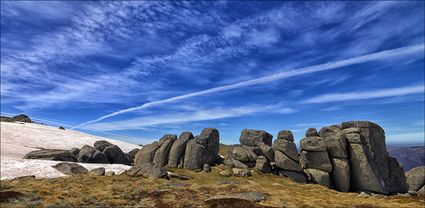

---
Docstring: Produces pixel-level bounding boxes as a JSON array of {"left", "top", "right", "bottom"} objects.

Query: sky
[{"left": 1, "top": 1, "right": 424, "bottom": 145}]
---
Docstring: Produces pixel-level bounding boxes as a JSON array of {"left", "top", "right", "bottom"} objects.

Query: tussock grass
[{"left": 1, "top": 166, "right": 423, "bottom": 207}]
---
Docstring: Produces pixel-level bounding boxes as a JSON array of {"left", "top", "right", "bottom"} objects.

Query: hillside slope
[
  {"left": 0, "top": 122, "right": 140, "bottom": 179},
  {"left": 0, "top": 122, "right": 139, "bottom": 159}
]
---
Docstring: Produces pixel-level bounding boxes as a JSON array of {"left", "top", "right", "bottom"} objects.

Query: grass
[{"left": 1, "top": 165, "right": 424, "bottom": 208}]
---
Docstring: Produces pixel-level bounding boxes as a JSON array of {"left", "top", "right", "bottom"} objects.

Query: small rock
[
  {"left": 127, "top": 162, "right": 168, "bottom": 178},
  {"left": 166, "top": 181, "right": 191, "bottom": 188},
  {"left": 58, "top": 126, "right": 65, "bottom": 130},
  {"left": 89, "top": 167, "right": 105, "bottom": 176},
  {"left": 397, "top": 193, "right": 410, "bottom": 197},
  {"left": 232, "top": 168, "right": 251, "bottom": 177},
  {"left": 408, "top": 191, "right": 419, "bottom": 196},
  {"left": 206, "top": 192, "right": 266, "bottom": 203},
  {"left": 371, "top": 193, "right": 385, "bottom": 198},
  {"left": 52, "top": 162, "right": 88, "bottom": 175},
  {"left": 217, "top": 179, "right": 238, "bottom": 185},
  {"left": 358, "top": 192, "right": 370, "bottom": 198},
  {"left": 105, "top": 171, "right": 115, "bottom": 176},
  {"left": 220, "top": 170, "right": 232, "bottom": 177},
  {"left": 203, "top": 164, "right": 212, "bottom": 172},
  {"left": 15, "top": 175, "right": 36, "bottom": 180},
  {"left": 167, "top": 172, "right": 192, "bottom": 180}
]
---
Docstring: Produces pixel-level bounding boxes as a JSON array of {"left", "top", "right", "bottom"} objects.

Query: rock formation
[
  {"left": 319, "top": 125, "right": 350, "bottom": 192},
  {"left": 224, "top": 129, "right": 274, "bottom": 175},
  {"left": 132, "top": 128, "right": 220, "bottom": 173},
  {"left": 341, "top": 121, "right": 407, "bottom": 194},
  {"left": 273, "top": 130, "right": 306, "bottom": 183},
  {"left": 300, "top": 133, "right": 332, "bottom": 188}
]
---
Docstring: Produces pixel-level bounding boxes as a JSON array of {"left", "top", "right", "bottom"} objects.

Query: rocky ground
[{"left": 1, "top": 166, "right": 424, "bottom": 208}]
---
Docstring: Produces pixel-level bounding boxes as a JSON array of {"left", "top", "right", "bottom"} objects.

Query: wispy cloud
[
  {"left": 301, "top": 84, "right": 424, "bottom": 104},
  {"left": 84, "top": 104, "right": 295, "bottom": 131},
  {"left": 75, "top": 44, "right": 424, "bottom": 128},
  {"left": 387, "top": 132, "right": 425, "bottom": 144}
]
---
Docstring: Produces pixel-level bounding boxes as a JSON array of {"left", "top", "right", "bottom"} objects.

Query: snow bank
[
  {"left": 0, "top": 122, "right": 140, "bottom": 180},
  {"left": 1, "top": 158, "right": 131, "bottom": 180}
]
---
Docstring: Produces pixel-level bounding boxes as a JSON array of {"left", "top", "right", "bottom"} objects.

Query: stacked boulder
[
  {"left": 341, "top": 121, "right": 407, "bottom": 194},
  {"left": 319, "top": 125, "right": 350, "bottom": 192},
  {"left": 224, "top": 129, "right": 273, "bottom": 173},
  {"left": 273, "top": 130, "right": 306, "bottom": 183},
  {"left": 300, "top": 128, "right": 333, "bottom": 188},
  {"left": 77, "top": 140, "right": 131, "bottom": 165},
  {"left": 132, "top": 128, "right": 220, "bottom": 174}
]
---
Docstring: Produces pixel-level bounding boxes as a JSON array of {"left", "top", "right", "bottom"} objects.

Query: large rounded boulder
[
  {"left": 406, "top": 166, "right": 425, "bottom": 193},
  {"left": 134, "top": 142, "right": 159, "bottom": 166},
  {"left": 103, "top": 145, "right": 131, "bottom": 165}
]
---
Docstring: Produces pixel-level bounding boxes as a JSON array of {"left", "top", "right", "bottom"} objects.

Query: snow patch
[{"left": 0, "top": 122, "right": 139, "bottom": 180}]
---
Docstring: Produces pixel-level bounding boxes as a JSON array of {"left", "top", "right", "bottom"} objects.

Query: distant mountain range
[{"left": 387, "top": 145, "right": 425, "bottom": 171}]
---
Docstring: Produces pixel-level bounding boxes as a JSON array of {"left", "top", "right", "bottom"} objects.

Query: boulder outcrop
[
  {"left": 132, "top": 128, "right": 220, "bottom": 172},
  {"left": 342, "top": 121, "right": 407, "bottom": 194},
  {"left": 299, "top": 132, "right": 331, "bottom": 186},
  {"left": 273, "top": 130, "right": 306, "bottom": 183}
]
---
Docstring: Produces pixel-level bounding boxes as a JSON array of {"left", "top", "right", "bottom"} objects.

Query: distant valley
[{"left": 388, "top": 145, "right": 425, "bottom": 171}]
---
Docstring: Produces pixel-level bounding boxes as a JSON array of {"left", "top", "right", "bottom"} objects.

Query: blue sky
[{"left": 1, "top": 1, "right": 424, "bottom": 145}]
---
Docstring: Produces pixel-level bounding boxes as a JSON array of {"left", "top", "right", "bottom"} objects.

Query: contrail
[{"left": 74, "top": 44, "right": 424, "bottom": 128}]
